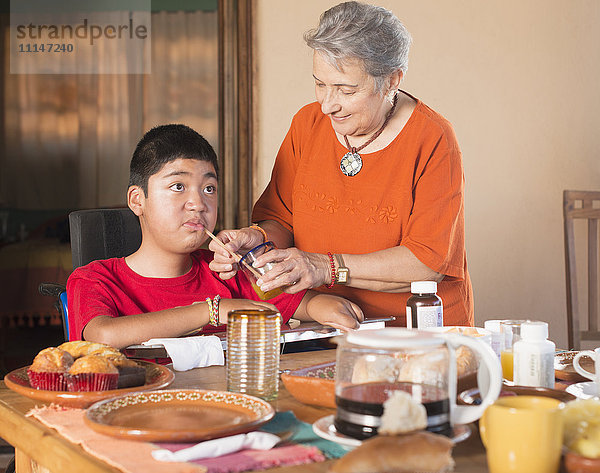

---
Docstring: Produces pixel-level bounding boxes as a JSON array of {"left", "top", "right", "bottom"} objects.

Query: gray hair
[{"left": 304, "top": 1, "right": 412, "bottom": 93}]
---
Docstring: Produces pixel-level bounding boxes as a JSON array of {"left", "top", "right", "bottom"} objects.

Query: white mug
[{"left": 573, "top": 347, "right": 600, "bottom": 395}]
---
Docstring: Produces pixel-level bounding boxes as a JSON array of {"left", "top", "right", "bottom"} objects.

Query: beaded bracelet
[
  {"left": 250, "top": 224, "right": 268, "bottom": 243},
  {"left": 326, "top": 252, "right": 336, "bottom": 288},
  {"left": 205, "top": 295, "right": 222, "bottom": 326}
]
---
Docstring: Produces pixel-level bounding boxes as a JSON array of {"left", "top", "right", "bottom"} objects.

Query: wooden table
[{"left": 0, "top": 350, "right": 489, "bottom": 473}]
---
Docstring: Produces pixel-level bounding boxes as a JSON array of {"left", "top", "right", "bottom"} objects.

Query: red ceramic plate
[
  {"left": 85, "top": 389, "right": 275, "bottom": 442},
  {"left": 564, "top": 450, "right": 600, "bottom": 473},
  {"left": 3, "top": 360, "right": 174, "bottom": 408},
  {"left": 555, "top": 351, "right": 595, "bottom": 382},
  {"left": 281, "top": 362, "right": 336, "bottom": 408}
]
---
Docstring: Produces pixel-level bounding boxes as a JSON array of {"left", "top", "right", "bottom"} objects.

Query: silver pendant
[{"left": 340, "top": 151, "right": 362, "bottom": 176}]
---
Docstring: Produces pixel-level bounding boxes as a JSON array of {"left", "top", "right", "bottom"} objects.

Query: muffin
[
  {"left": 90, "top": 350, "right": 146, "bottom": 388},
  {"left": 59, "top": 341, "right": 119, "bottom": 359},
  {"left": 67, "top": 355, "right": 119, "bottom": 392},
  {"left": 27, "top": 347, "right": 74, "bottom": 391}
]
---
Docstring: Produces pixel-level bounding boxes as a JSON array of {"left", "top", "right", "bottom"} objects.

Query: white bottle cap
[
  {"left": 520, "top": 321, "right": 548, "bottom": 340},
  {"left": 410, "top": 281, "right": 437, "bottom": 294},
  {"left": 484, "top": 320, "right": 504, "bottom": 333}
]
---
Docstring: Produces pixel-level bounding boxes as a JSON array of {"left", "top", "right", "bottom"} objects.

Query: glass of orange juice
[
  {"left": 239, "top": 241, "right": 284, "bottom": 300},
  {"left": 500, "top": 320, "right": 532, "bottom": 383}
]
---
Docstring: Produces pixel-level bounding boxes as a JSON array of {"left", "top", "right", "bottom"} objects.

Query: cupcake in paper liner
[
  {"left": 67, "top": 355, "right": 119, "bottom": 392},
  {"left": 27, "top": 347, "right": 73, "bottom": 391}
]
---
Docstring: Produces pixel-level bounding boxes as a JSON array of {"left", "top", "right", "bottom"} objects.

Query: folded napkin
[
  {"left": 152, "top": 432, "right": 281, "bottom": 462},
  {"left": 142, "top": 335, "right": 224, "bottom": 371}
]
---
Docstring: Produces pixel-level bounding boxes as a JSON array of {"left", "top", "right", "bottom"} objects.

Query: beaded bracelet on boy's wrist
[{"left": 205, "top": 295, "right": 222, "bottom": 326}]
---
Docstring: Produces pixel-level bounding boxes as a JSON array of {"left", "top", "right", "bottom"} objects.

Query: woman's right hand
[{"left": 208, "top": 227, "right": 265, "bottom": 280}]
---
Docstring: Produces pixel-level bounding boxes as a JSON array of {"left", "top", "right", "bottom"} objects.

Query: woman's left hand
[
  {"left": 306, "top": 294, "right": 364, "bottom": 331},
  {"left": 252, "top": 247, "right": 331, "bottom": 294}
]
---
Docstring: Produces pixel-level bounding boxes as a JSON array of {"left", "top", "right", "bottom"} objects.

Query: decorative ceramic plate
[
  {"left": 458, "top": 384, "right": 576, "bottom": 405},
  {"left": 312, "top": 415, "right": 471, "bottom": 448},
  {"left": 3, "top": 361, "right": 174, "bottom": 408},
  {"left": 84, "top": 389, "right": 275, "bottom": 442},
  {"left": 281, "top": 362, "right": 336, "bottom": 408},
  {"left": 555, "top": 351, "right": 595, "bottom": 382}
]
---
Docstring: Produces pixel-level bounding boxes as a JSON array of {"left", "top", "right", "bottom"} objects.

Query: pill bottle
[
  {"left": 513, "top": 321, "right": 555, "bottom": 388},
  {"left": 406, "top": 281, "right": 443, "bottom": 329}
]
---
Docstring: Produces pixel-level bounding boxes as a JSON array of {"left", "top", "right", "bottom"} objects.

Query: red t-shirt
[{"left": 66, "top": 249, "right": 305, "bottom": 340}]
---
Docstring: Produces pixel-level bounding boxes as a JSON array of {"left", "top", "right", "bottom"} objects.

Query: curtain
[{"left": 0, "top": 10, "right": 218, "bottom": 210}]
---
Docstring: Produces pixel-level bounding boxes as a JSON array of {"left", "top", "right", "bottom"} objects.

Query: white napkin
[
  {"left": 142, "top": 335, "right": 224, "bottom": 371},
  {"left": 151, "top": 432, "right": 280, "bottom": 462}
]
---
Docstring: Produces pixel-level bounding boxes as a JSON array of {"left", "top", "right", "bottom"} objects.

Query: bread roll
[
  {"left": 352, "top": 355, "right": 401, "bottom": 384},
  {"left": 398, "top": 346, "right": 477, "bottom": 385},
  {"left": 329, "top": 432, "right": 454, "bottom": 473}
]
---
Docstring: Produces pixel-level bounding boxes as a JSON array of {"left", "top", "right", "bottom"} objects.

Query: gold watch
[{"left": 334, "top": 254, "right": 349, "bottom": 284}]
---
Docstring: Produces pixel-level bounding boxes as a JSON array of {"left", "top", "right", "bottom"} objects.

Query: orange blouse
[{"left": 253, "top": 96, "right": 473, "bottom": 326}]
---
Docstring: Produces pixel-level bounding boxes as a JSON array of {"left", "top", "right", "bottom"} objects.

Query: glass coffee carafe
[{"left": 334, "top": 328, "right": 501, "bottom": 440}]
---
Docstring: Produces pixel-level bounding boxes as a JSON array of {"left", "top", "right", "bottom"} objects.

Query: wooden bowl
[{"left": 281, "top": 362, "right": 336, "bottom": 408}]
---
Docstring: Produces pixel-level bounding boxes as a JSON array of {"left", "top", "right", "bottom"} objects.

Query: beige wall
[{"left": 254, "top": 0, "right": 600, "bottom": 348}]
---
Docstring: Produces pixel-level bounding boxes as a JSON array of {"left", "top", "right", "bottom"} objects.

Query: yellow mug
[{"left": 479, "top": 396, "right": 564, "bottom": 473}]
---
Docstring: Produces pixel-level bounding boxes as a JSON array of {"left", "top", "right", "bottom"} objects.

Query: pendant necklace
[{"left": 339, "top": 93, "right": 399, "bottom": 177}]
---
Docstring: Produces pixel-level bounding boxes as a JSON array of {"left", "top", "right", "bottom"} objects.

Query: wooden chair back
[{"left": 564, "top": 190, "right": 600, "bottom": 349}]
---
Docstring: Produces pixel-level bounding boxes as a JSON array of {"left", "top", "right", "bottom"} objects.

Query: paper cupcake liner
[
  {"left": 27, "top": 370, "right": 68, "bottom": 391},
  {"left": 67, "top": 372, "right": 119, "bottom": 392}
]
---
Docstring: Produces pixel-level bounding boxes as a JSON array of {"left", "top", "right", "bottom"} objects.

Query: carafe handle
[{"left": 444, "top": 333, "right": 502, "bottom": 425}]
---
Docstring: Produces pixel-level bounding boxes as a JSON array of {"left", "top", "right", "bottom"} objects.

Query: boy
[{"left": 67, "top": 124, "right": 363, "bottom": 349}]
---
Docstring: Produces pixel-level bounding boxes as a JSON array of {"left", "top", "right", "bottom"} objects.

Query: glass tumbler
[
  {"left": 500, "top": 320, "right": 533, "bottom": 383},
  {"left": 239, "top": 241, "right": 284, "bottom": 300},
  {"left": 226, "top": 309, "right": 281, "bottom": 400}
]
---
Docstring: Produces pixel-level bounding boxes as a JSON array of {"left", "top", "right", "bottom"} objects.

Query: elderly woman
[{"left": 210, "top": 1, "right": 473, "bottom": 327}]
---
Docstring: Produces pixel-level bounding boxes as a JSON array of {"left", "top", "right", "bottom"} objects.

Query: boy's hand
[
  {"left": 216, "top": 298, "right": 278, "bottom": 325},
  {"left": 306, "top": 294, "right": 364, "bottom": 331},
  {"left": 208, "top": 228, "right": 265, "bottom": 280}
]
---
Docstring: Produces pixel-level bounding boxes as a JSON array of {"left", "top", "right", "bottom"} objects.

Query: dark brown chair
[
  {"left": 39, "top": 208, "right": 141, "bottom": 341},
  {"left": 564, "top": 190, "right": 600, "bottom": 349}
]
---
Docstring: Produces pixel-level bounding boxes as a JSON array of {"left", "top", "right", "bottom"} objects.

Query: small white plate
[
  {"left": 312, "top": 415, "right": 361, "bottom": 448},
  {"left": 566, "top": 381, "right": 599, "bottom": 400},
  {"left": 312, "top": 415, "right": 472, "bottom": 447}
]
